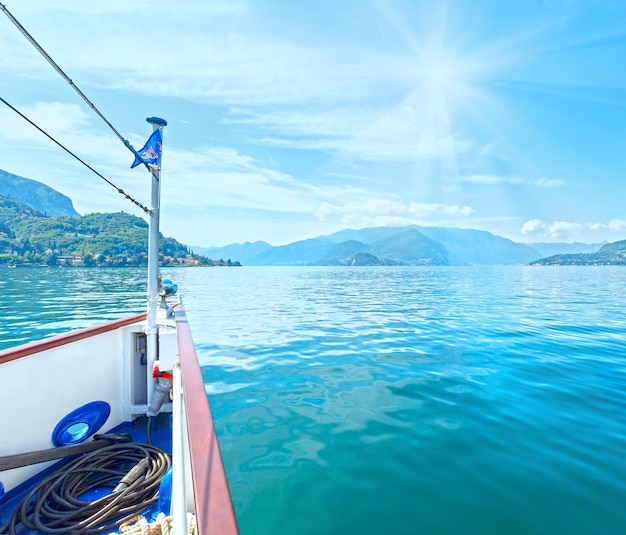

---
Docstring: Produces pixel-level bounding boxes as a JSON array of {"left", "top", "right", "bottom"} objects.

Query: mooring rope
[{"left": 114, "top": 513, "right": 196, "bottom": 535}]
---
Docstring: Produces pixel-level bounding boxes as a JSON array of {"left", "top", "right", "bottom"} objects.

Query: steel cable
[
  {"left": 2, "top": 443, "right": 170, "bottom": 535},
  {"left": 0, "top": 96, "right": 151, "bottom": 214},
  {"left": 0, "top": 2, "right": 152, "bottom": 172}
]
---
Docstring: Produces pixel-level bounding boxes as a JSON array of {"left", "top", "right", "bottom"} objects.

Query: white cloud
[
  {"left": 408, "top": 202, "right": 473, "bottom": 217},
  {"left": 1, "top": 0, "right": 493, "bottom": 169},
  {"left": 316, "top": 198, "right": 406, "bottom": 220},
  {"left": 3, "top": 1, "right": 481, "bottom": 163},
  {"left": 460, "top": 175, "right": 566, "bottom": 188},
  {"left": 608, "top": 219, "right": 626, "bottom": 232},
  {"left": 0, "top": 101, "right": 89, "bottom": 141},
  {"left": 534, "top": 178, "right": 566, "bottom": 188},
  {"left": 520, "top": 219, "right": 545, "bottom": 234},
  {"left": 315, "top": 198, "right": 474, "bottom": 229},
  {"left": 231, "top": 89, "right": 475, "bottom": 162},
  {"left": 461, "top": 174, "right": 525, "bottom": 185},
  {"left": 520, "top": 219, "right": 626, "bottom": 239},
  {"left": 520, "top": 219, "right": 581, "bottom": 237},
  {"left": 3, "top": 0, "right": 624, "bottom": 249},
  {"left": 158, "top": 146, "right": 317, "bottom": 213}
]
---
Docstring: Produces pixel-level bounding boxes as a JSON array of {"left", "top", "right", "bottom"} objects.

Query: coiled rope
[
  {"left": 113, "top": 512, "right": 196, "bottom": 535},
  {"left": 2, "top": 443, "right": 170, "bottom": 535},
  {"left": 117, "top": 513, "right": 172, "bottom": 535}
]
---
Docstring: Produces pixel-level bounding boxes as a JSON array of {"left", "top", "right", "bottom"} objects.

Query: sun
[{"left": 421, "top": 57, "right": 461, "bottom": 91}]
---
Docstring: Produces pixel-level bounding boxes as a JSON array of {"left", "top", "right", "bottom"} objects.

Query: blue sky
[{"left": 1, "top": 0, "right": 626, "bottom": 247}]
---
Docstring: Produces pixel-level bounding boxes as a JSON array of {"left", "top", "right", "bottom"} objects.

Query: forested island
[{"left": 0, "top": 195, "right": 240, "bottom": 267}]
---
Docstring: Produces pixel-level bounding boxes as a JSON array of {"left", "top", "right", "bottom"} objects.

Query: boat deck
[
  {"left": 0, "top": 413, "right": 174, "bottom": 535},
  {"left": 0, "top": 307, "right": 239, "bottom": 535}
]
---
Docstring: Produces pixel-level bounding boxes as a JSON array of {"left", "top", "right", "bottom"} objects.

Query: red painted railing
[
  {"left": 174, "top": 305, "right": 239, "bottom": 535},
  {"left": 0, "top": 313, "right": 146, "bottom": 364},
  {"left": 0, "top": 307, "right": 238, "bottom": 533}
]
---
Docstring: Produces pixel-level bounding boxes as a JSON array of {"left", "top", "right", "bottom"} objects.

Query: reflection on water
[
  {"left": 1, "top": 267, "right": 146, "bottom": 348},
  {"left": 185, "top": 266, "right": 626, "bottom": 535},
  {"left": 4, "top": 266, "right": 626, "bottom": 534}
]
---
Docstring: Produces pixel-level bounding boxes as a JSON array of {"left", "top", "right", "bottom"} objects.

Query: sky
[{"left": 1, "top": 0, "right": 626, "bottom": 248}]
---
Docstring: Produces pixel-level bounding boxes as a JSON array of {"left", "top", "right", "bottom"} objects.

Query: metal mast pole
[{"left": 145, "top": 116, "right": 167, "bottom": 406}]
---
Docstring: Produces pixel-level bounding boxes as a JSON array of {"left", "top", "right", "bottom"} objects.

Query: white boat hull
[{"left": 0, "top": 306, "right": 238, "bottom": 534}]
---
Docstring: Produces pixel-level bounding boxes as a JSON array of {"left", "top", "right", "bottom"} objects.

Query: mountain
[
  {"left": 530, "top": 240, "right": 626, "bottom": 266},
  {"left": 3, "top": 170, "right": 614, "bottom": 267},
  {"left": 192, "top": 241, "right": 272, "bottom": 265},
  {"left": 324, "top": 227, "right": 411, "bottom": 244},
  {"left": 414, "top": 226, "right": 540, "bottom": 264},
  {"left": 203, "top": 225, "right": 543, "bottom": 266},
  {"left": 528, "top": 242, "right": 604, "bottom": 257},
  {"left": 248, "top": 237, "right": 338, "bottom": 266},
  {"left": 315, "top": 240, "right": 404, "bottom": 266},
  {"left": 0, "top": 195, "right": 211, "bottom": 267},
  {"left": 0, "top": 194, "right": 48, "bottom": 227},
  {"left": 370, "top": 229, "right": 448, "bottom": 265},
  {"left": 0, "top": 169, "right": 80, "bottom": 217}
]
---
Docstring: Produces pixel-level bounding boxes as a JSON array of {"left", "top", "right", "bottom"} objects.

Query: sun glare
[{"left": 422, "top": 59, "right": 459, "bottom": 90}]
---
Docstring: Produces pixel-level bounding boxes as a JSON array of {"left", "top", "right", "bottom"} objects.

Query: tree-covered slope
[
  {"left": 370, "top": 228, "right": 449, "bottom": 265},
  {"left": 14, "top": 211, "right": 152, "bottom": 257},
  {"left": 529, "top": 239, "right": 626, "bottom": 265},
  {"left": 0, "top": 195, "right": 208, "bottom": 266}
]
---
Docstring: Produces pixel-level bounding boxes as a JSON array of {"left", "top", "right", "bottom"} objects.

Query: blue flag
[{"left": 131, "top": 129, "right": 162, "bottom": 168}]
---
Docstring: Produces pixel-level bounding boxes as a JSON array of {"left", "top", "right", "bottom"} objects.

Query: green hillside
[
  {"left": 0, "top": 195, "right": 216, "bottom": 267},
  {"left": 529, "top": 240, "right": 626, "bottom": 265}
]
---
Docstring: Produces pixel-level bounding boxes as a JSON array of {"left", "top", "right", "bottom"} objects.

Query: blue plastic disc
[{"left": 51, "top": 401, "right": 111, "bottom": 446}]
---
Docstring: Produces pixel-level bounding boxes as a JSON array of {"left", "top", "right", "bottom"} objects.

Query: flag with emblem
[{"left": 131, "top": 129, "right": 162, "bottom": 168}]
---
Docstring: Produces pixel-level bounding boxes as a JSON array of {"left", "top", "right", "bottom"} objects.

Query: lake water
[{"left": 2, "top": 266, "right": 625, "bottom": 534}]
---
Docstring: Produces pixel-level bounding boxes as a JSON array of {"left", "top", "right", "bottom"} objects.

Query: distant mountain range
[
  {"left": 0, "top": 169, "right": 80, "bottom": 217},
  {"left": 2, "top": 168, "right": 617, "bottom": 266},
  {"left": 194, "top": 226, "right": 607, "bottom": 266}
]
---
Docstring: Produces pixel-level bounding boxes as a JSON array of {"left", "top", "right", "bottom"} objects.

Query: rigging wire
[
  {"left": 0, "top": 2, "right": 154, "bottom": 175},
  {"left": 0, "top": 95, "right": 151, "bottom": 214}
]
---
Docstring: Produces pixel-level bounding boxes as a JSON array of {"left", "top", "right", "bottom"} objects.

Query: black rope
[
  {"left": 146, "top": 416, "right": 154, "bottom": 446},
  {"left": 1, "top": 443, "right": 170, "bottom": 535},
  {"left": 0, "top": 2, "right": 154, "bottom": 173},
  {"left": 0, "top": 96, "right": 151, "bottom": 215}
]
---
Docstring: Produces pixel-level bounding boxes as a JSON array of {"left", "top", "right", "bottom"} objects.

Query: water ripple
[{"left": 6, "top": 266, "right": 626, "bottom": 534}]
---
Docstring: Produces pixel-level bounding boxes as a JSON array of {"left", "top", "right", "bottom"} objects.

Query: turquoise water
[{"left": 2, "top": 266, "right": 626, "bottom": 534}]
